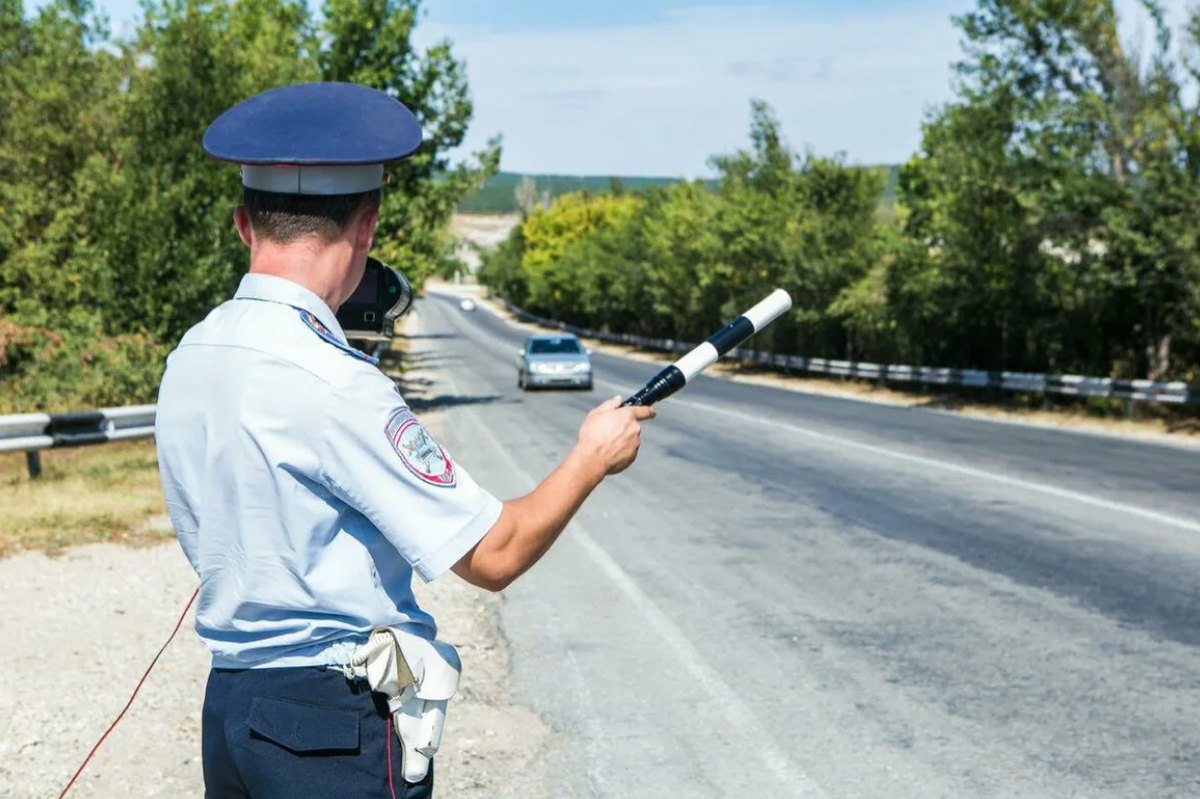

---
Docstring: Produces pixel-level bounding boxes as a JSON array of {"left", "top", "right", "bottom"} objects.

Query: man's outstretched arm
[{"left": 452, "top": 396, "right": 655, "bottom": 591}]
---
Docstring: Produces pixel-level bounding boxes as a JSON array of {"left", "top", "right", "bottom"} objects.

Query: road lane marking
[
  {"left": 434, "top": 359, "right": 831, "bottom": 798},
  {"left": 596, "top": 378, "right": 1200, "bottom": 536}
]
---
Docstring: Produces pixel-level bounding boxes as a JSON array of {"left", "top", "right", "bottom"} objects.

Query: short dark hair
[{"left": 242, "top": 187, "right": 381, "bottom": 244}]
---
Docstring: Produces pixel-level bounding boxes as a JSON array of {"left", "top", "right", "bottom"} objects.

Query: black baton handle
[{"left": 621, "top": 365, "right": 687, "bottom": 407}]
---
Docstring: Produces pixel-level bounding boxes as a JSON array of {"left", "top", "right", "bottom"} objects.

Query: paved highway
[{"left": 415, "top": 291, "right": 1200, "bottom": 799}]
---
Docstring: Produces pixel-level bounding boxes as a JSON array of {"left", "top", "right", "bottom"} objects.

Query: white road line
[
  {"left": 596, "top": 378, "right": 1200, "bottom": 536},
  {"left": 436, "top": 363, "right": 830, "bottom": 798},
  {"left": 566, "top": 530, "right": 829, "bottom": 798}
]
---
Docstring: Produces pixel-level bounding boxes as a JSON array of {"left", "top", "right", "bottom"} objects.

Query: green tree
[
  {"left": 0, "top": 0, "right": 170, "bottom": 411},
  {"left": 94, "top": 0, "right": 319, "bottom": 343},
  {"left": 480, "top": 100, "right": 883, "bottom": 362},
  {"left": 518, "top": 192, "right": 642, "bottom": 317},
  {"left": 0, "top": 0, "right": 126, "bottom": 314},
  {"left": 321, "top": 0, "right": 500, "bottom": 286},
  {"left": 95, "top": 0, "right": 498, "bottom": 344},
  {"left": 710, "top": 101, "right": 883, "bottom": 359},
  {"left": 901, "top": 0, "right": 1200, "bottom": 379},
  {"left": 637, "top": 181, "right": 721, "bottom": 340},
  {"left": 0, "top": 0, "right": 500, "bottom": 410}
]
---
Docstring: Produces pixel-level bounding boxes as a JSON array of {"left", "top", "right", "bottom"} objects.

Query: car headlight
[
  {"left": 573, "top": 362, "right": 592, "bottom": 373},
  {"left": 530, "top": 362, "right": 554, "bottom": 374}
]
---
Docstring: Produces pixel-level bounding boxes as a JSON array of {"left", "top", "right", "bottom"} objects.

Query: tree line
[
  {"left": 0, "top": 0, "right": 496, "bottom": 412},
  {"left": 480, "top": 0, "right": 1200, "bottom": 387}
]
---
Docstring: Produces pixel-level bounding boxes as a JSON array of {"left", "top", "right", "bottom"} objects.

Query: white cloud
[
  {"left": 416, "top": 3, "right": 970, "bottom": 176},
  {"left": 418, "top": 0, "right": 1198, "bottom": 177}
]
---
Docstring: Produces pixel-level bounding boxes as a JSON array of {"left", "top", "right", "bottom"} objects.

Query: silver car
[{"left": 517, "top": 333, "right": 594, "bottom": 391}]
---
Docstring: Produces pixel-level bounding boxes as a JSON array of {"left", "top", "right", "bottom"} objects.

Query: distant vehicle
[
  {"left": 517, "top": 333, "right": 593, "bottom": 391},
  {"left": 459, "top": 298, "right": 477, "bottom": 312}
]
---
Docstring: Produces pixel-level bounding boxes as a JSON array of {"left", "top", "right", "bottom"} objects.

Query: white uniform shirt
[{"left": 155, "top": 273, "right": 502, "bottom": 668}]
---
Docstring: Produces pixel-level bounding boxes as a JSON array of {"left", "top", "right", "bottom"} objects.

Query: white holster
[{"left": 343, "top": 628, "right": 462, "bottom": 783}]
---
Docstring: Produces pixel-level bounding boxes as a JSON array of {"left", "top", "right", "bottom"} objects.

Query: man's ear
[
  {"left": 355, "top": 207, "right": 379, "bottom": 252},
  {"left": 233, "top": 205, "right": 253, "bottom": 247}
]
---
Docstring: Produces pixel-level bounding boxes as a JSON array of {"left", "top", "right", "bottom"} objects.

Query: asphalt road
[{"left": 415, "top": 292, "right": 1200, "bottom": 799}]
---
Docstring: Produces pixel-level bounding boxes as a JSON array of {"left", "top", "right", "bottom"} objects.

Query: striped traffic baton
[{"left": 622, "top": 289, "right": 793, "bottom": 407}]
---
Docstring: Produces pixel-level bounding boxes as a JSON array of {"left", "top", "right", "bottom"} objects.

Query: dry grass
[{"left": 0, "top": 439, "right": 169, "bottom": 558}]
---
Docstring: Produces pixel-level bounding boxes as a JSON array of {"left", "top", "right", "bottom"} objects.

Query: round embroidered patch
[{"left": 386, "top": 408, "right": 456, "bottom": 487}]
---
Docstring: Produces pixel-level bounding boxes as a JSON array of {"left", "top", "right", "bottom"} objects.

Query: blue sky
[{"left": 65, "top": 1, "right": 1196, "bottom": 176}]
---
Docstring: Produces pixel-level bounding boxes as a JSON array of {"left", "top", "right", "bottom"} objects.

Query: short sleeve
[{"left": 318, "top": 368, "right": 502, "bottom": 581}]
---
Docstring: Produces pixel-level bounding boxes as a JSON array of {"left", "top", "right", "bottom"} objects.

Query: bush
[{"left": 0, "top": 310, "right": 166, "bottom": 413}]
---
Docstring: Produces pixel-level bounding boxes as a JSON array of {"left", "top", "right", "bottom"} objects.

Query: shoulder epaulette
[{"left": 298, "top": 310, "right": 379, "bottom": 365}]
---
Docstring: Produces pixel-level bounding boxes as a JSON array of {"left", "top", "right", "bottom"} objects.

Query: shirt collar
[{"left": 234, "top": 273, "right": 347, "bottom": 343}]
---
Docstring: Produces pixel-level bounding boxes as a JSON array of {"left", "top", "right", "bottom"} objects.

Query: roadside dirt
[
  {"left": 0, "top": 520, "right": 548, "bottom": 799},
  {"left": 449, "top": 214, "right": 521, "bottom": 274}
]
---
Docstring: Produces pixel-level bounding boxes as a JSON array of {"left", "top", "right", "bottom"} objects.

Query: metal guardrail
[
  {"left": 500, "top": 301, "right": 1200, "bottom": 407},
  {"left": 0, "top": 405, "right": 157, "bottom": 477},
  {"left": 0, "top": 340, "right": 392, "bottom": 478}
]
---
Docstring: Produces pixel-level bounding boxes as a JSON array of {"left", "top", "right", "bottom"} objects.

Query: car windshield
[{"left": 528, "top": 338, "right": 582, "bottom": 355}]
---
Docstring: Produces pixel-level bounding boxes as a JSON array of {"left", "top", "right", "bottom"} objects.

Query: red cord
[
  {"left": 386, "top": 716, "right": 399, "bottom": 799},
  {"left": 56, "top": 585, "right": 200, "bottom": 799}
]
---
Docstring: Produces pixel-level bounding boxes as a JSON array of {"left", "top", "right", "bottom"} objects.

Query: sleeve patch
[{"left": 386, "top": 408, "right": 457, "bottom": 488}]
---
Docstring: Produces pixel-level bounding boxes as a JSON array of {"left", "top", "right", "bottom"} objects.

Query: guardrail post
[{"left": 26, "top": 451, "right": 42, "bottom": 479}]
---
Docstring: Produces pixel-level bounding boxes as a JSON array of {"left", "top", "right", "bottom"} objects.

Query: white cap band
[{"left": 241, "top": 164, "right": 384, "bottom": 195}]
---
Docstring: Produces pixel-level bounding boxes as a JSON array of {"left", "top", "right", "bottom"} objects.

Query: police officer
[{"left": 154, "top": 82, "right": 655, "bottom": 799}]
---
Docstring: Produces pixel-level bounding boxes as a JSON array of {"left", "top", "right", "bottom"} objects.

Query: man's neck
[{"left": 247, "top": 238, "right": 352, "bottom": 311}]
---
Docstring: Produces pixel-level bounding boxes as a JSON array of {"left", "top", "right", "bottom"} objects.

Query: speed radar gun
[
  {"left": 622, "top": 288, "right": 794, "bottom": 407},
  {"left": 340, "top": 628, "right": 462, "bottom": 783},
  {"left": 336, "top": 256, "right": 415, "bottom": 340}
]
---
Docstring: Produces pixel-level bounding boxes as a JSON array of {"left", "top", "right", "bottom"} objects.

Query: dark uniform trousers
[{"left": 202, "top": 667, "right": 434, "bottom": 799}]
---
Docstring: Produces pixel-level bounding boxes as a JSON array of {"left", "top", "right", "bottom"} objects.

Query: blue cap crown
[{"left": 203, "top": 82, "right": 422, "bottom": 195}]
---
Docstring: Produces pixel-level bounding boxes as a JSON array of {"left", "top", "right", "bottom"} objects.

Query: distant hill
[
  {"left": 456, "top": 172, "right": 713, "bottom": 213},
  {"left": 457, "top": 166, "right": 903, "bottom": 214}
]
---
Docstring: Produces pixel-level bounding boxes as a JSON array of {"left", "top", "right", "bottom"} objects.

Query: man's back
[{"left": 155, "top": 274, "right": 498, "bottom": 668}]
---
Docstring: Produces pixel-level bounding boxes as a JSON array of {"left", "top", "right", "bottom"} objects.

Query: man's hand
[
  {"left": 453, "top": 395, "right": 656, "bottom": 592},
  {"left": 575, "top": 396, "right": 656, "bottom": 476}
]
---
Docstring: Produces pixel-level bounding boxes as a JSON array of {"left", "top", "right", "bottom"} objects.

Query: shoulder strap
[{"left": 298, "top": 309, "right": 380, "bottom": 365}]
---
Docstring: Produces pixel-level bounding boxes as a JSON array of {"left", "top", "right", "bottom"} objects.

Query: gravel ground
[{"left": 0, "top": 403, "right": 550, "bottom": 799}]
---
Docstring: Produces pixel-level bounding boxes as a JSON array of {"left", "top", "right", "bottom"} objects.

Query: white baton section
[
  {"left": 674, "top": 341, "right": 720, "bottom": 382},
  {"left": 741, "top": 289, "right": 793, "bottom": 332}
]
